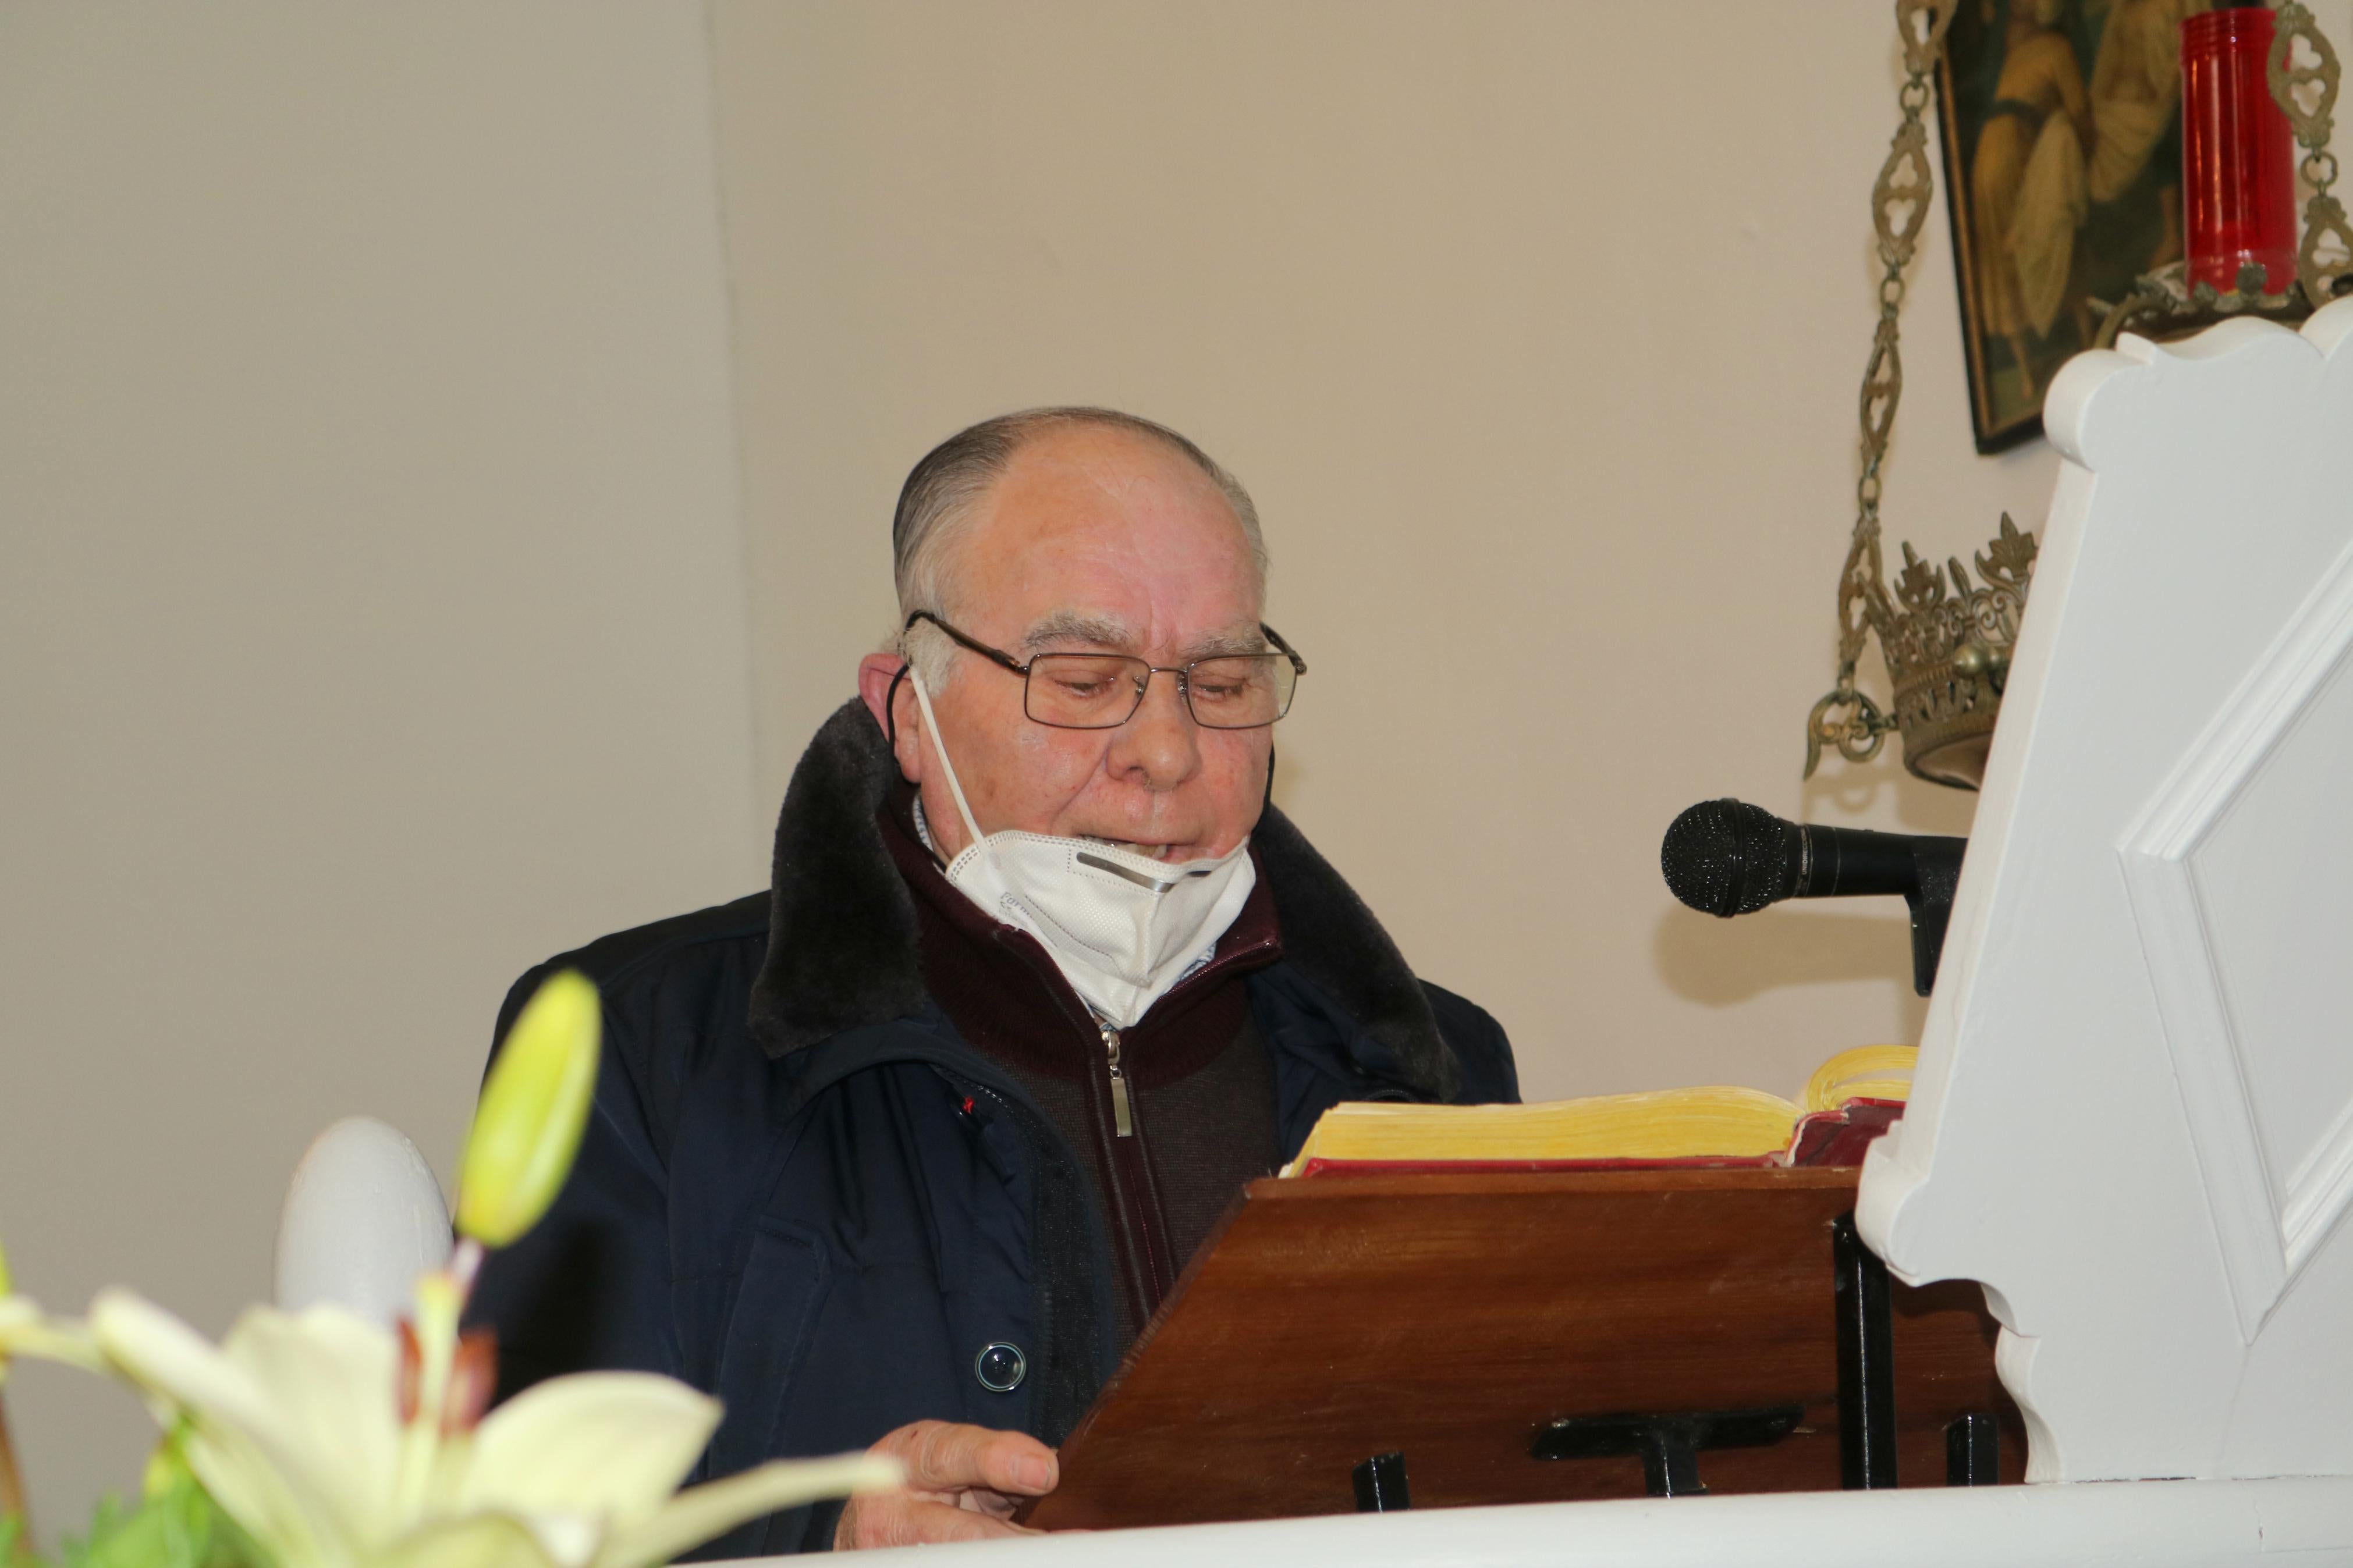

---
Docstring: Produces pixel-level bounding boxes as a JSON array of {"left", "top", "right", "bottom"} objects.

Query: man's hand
[{"left": 833, "top": 1420, "right": 1059, "bottom": 1550}]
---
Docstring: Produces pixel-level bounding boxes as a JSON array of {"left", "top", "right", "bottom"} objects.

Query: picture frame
[{"left": 1936, "top": 0, "right": 2196, "bottom": 453}]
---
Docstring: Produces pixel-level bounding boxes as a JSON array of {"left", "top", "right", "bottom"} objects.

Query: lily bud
[
  {"left": 0, "top": 1235, "right": 13, "bottom": 1298},
  {"left": 455, "top": 969, "right": 600, "bottom": 1249}
]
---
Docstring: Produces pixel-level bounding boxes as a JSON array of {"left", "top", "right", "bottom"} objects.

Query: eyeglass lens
[{"left": 1024, "top": 653, "right": 1296, "bottom": 730}]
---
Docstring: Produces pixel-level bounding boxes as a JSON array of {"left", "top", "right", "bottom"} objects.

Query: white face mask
[{"left": 907, "top": 666, "right": 1257, "bottom": 1029}]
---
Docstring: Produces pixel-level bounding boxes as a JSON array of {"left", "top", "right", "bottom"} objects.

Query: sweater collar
[
  {"left": 881, "top": 781, "right": 1282, "bottom": 1080},
  {"left": 746, "top": 700, "right": 1462, "bottom": 1101}
]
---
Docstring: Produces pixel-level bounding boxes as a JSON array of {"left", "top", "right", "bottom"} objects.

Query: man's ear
[{"left": 856, "top": 653, "right": 925, "bottom": 785}]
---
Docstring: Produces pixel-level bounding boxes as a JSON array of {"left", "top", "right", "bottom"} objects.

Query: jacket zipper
[
  {"left": 1101, "top": 1023, "right": 1134, "bottom": 1137},
  {"left": 988, "top": 926, "right": 1184, "bottom": 1320}
]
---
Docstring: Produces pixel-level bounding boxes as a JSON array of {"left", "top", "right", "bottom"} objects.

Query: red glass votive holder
[{"left": 2181, "top": 6, "right": 2298, "bottom": 297}]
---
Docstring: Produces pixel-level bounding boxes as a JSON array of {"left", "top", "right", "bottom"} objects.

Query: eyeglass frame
[{"left": 900, "top": 610, "right": 1307, "bottom": 731}]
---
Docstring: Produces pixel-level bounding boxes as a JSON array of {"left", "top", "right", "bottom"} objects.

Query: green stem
[{"left": 0, "top": 1392, "right": 31, "bottom": 1562}]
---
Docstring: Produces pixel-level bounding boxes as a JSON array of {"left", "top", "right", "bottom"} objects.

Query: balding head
[
  {"left": 892, "top": 408, "right": 1264, "bottom": 688},
  {"left": 856, "top": 407, "right": 1283, "bottom": 865}
]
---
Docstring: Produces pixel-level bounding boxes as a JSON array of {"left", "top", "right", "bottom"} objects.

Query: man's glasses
[{"left": 905, "top": 611, "right": 1305, "bottom": 730}]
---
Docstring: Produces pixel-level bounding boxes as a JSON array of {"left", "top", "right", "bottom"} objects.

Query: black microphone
[{"left": 1659, "top": 799, "right": 1966, "bottom": 995}]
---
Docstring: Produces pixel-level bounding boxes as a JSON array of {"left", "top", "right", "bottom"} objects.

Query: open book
[{"left": 1283, "top": 1044, "right": 1915, "bottom": 1178}]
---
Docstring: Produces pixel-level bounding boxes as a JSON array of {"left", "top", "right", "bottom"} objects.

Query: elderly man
[{"left": 469, "top": 407, "right": 1518, "bottom": 1553}]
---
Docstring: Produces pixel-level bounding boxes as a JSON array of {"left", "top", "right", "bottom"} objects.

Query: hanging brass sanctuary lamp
[
  {"left": 1805, "top": 1, "right": 2346, "bottom": 792},
  {"left": 1804, "top": 0, "right": 2037, "bottom": 792}
]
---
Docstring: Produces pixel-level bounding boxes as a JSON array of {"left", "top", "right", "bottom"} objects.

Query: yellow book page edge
[
  {"left": 1280, "top": 1046, "right": 1922, "bottom": 1175},
  {"left": 1800, "top": 1044, "right": 1918, "bottom": 1113},
  {"left": 1286, "top": 1085, "right": 1801, "bottom": 1169}
]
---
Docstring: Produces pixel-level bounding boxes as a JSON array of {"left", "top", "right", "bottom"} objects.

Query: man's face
[{"left": 868, "top": 425, "right": 1271, "bottom": 864}]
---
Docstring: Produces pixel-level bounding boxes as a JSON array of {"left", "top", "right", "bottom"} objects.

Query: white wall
[
  {"left": 0, "top": 2, "right": 761, "bottom": 1523},
  {"left": 707, "top": 0, "right": 2082, "bottom": 1108}
]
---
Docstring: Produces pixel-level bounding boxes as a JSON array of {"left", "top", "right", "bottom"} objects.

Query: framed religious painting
[{"left": 1937, "top": 0, "right": 2196, "bottom": 452}]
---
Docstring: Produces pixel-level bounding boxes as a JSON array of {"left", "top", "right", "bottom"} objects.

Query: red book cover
[{"left": 1782, "top": 1097, "right": 1904, "bottom": 1167}]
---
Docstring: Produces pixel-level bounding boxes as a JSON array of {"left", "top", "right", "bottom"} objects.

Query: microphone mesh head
[{"left": 1660, "top": 798, "right": 1797, "bottom": 917}]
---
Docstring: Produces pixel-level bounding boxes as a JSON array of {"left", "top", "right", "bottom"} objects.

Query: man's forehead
[
  {"left": 1020, "top": 609, "right": 1264, "bottom": 659},
  {"left": 947, "top": 424, "right": 1264, "bottom": 656}
]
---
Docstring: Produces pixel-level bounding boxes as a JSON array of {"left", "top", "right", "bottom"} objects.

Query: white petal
[
  {"left": 463, "top": 1373, "right": 719, "bottom": 1528},
  {"left": 218, "top": 1302, "right": 404, "bottom": 1538},
  {"left": 589, "top": 1455, "right": 901, "bottom": 1568},
  {"left": 378, "top": 1512, "right": 558, "bottom": 1568},
  {"left": 0, "top": 1297, "right": 105, "bottom": 1375},
  {"left": 87, "top": 1289, "right": 359, "bottom": 1566},
  {"left": 508, "top": 1510, "right": 602, "bottom": 1568},
  {"left": 182, "top": 1426, "right": 344, "bottom": 1568}
]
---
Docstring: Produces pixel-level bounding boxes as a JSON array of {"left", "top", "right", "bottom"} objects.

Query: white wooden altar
[{"left": 787, "top": 297, "right": 2353, "bottom": 1564}]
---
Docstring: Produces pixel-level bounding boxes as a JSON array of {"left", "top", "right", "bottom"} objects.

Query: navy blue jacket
[{"left": 468, "top": 704, "right": 1518, "bottom": 1555}]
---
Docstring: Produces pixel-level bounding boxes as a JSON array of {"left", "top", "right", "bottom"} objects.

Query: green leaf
[{"left": 24, "top": 1468, "right": 270, "bottom": 1568}]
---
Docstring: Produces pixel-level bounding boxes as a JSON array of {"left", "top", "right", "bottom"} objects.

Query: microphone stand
[{"left": 1904, "top": 838, "right": 1965, "bottom": 997}]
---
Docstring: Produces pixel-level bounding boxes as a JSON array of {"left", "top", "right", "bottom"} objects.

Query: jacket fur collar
[{"left": 746, "top": 701, "right": 1458, "bottom": 1100}]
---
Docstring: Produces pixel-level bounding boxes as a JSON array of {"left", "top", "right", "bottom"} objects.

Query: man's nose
[{"left": 1107, "top": 669, "right": 1200, "bottom": 788}]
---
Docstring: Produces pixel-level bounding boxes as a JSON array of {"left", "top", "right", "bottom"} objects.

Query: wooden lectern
[{"left": 1027, "top": 1167, "right": 2021, "bottom": 1530}]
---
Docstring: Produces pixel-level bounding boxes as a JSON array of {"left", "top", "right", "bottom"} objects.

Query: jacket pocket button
[{"left": 974, "top": 1341, "right": 1027, "bottom": 1393}]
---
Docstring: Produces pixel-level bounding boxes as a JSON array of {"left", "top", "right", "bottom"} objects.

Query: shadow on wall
[
  {"left": 1797, "top": 749, "right": 1981, "bottom": 838},
  {"left": 1652, "top": 903, "right": 1926, "bottom": 1021}
]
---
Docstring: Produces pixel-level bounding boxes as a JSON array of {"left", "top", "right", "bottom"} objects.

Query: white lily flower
[
  {"left": 9, "top": 1288, "right": 895, "bottom": 1568},
  {"left": 1, "top": 973, "right": 899, "bottom": 1567}
]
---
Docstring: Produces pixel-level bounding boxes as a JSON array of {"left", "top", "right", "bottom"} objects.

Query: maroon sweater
[{"left": 879, "top": 791, "right": 1284, "bottom": 1344}]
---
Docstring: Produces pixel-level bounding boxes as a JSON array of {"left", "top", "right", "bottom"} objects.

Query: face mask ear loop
[
  {"left": 906, "top": 665, "right": 988, "bottom": 855},
  {"left": 883, "top": 661, "right": 909, "bottom": 750}
]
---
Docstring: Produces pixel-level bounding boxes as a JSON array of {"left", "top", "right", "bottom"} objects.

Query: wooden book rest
[{"left": 1023, "top": 1167, "right": 2021, "bottom": 1530}]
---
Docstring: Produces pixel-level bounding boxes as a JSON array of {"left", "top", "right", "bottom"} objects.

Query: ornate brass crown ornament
[
  {"left": 1805, "top": 0, "right": 2035, "bottom": 791},
  {"left": 1807, "top": 2, "right": 2344, "bottom": 792},
  {"left": 1843, "top": 520, "right": 2040, "bottom": 790}
]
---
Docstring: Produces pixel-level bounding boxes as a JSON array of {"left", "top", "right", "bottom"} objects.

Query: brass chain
[
  {"left": 2270, "top": 2, "right": 2353, "bottom": 308},
  {"left": 1807, "top": 0, "right": 1955, "bottom": 779}
]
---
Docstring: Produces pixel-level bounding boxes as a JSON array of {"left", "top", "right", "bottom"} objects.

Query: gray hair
[{"left": 891, "top": 407, "right": 1267, "bottom": 690}]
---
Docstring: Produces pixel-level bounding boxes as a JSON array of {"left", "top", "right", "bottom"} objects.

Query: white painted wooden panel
[{"left": 1859, "top": 298, "right": 2353, "bottom": 1482}]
